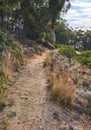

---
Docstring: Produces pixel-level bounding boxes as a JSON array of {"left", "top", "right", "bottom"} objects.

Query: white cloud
[
  {"left": 71, "top": 1, "right": 91, "bottom": 8},
  {"left": 61, "top": 0, "right": 91, "bottom": 29}
]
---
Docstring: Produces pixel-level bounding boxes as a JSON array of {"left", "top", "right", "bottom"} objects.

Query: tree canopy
[
  {"left": 55, "top": 21, "right": 91, "bottom": 50},
  {"left": 0, "top": 0, "right": 71, "bottom": 40}
]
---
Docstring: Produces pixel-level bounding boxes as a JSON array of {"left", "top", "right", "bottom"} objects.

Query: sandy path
[
  {"left": 8, "top": 53, "right": 47, "bottom": 130},
  {"left": 2, "top": 53, "right": 58, "bottom": 130},
  {"left": 1, "top": 52, "right": 91, "bottom": 130}
]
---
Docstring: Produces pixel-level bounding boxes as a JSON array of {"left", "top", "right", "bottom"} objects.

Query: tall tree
[
  {"left": 49, "top": 0, "right": 71, "bottom": 29},
  {"left": 0, "top": 0, "right": 71, "bottom": 40}
]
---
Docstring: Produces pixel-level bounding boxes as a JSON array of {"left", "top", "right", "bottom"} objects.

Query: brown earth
[{"left": 0, "top": 52, "right": 91, "bottom": 130}]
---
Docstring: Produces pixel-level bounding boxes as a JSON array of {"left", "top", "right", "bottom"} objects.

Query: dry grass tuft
[
  {"left": 45, "top": 52, "right": 76, "bottom": 108},
  {"left": 44, "top": 53, "right": 52, "bottom": 67},
  {"left": 50, "top": 74, "right": 75, "bottom": 107},
  {"left": 71, "top": 74, "right": 78, "bottom": 85}
]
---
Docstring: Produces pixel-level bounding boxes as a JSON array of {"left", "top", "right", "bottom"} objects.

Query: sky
[{"left": 61, "top": 0, "right": 91, "bottom": 30}]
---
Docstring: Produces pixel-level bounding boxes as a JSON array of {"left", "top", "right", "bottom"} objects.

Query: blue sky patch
[{"left": 61, "top": 0, "right": 91, "bottom": 30}]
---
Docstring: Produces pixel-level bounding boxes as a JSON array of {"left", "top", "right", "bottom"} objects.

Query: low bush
[
  {"left": 77, "top": 51, "right": 91, "bottom": 67},
  {"left": 45, "top": 52, "right": 75, "bottom": 108},
  {"left": 59, "top": 45, "right": 76, "bottom": 58},
  {"left": 50, "top": 74, "right": 75, "bottom": 108},
  {"left": 42, "top": 40, "right": 55, "bottom": 49},
  {"left": 54, "top": 43, "right": 62, "bottom": 48},
  {"left": 0, "top": 76, "right": 7, "bottom": 105},
  {"left": 0, "top": 29, "right": 24, "bottom": 104},
  {"left": 80, "top": 51, "right": 91, "bottom": 58}
]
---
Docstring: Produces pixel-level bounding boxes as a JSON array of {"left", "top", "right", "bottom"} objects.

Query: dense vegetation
[
  {"left": 0, "top": 0, "right": 71, "bottom": 40},
  {"left": 0, "top": 30, "right": 24, "bottom": 105},
  {"left": 55, "top": 21, "right": 91, "bottom": 50},
  {"left": 57, "top": 45, "right": 91, "bottom": 68}
]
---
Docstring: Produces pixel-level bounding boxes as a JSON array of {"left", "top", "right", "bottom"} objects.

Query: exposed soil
[{"left": 0, "top": 52, "right": 91, "bottom": 130}]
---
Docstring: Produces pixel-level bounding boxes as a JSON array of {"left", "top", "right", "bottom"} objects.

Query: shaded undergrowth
[{"left": 0, "top": 30, "right": 24, "bottom": 106}]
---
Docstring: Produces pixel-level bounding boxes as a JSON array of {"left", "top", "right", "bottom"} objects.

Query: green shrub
[
  {"left": 54, "top": 43, "right": 62, "bottom": 48},
  {"left": 0, "top": 30, "right": 25, "bottom": 106},
  {"left": 77, "top": 56, "right": 89, "bottom": 65},
  {"left": 0, "top": 76, "right": 7, "bottom": 104},
  {"left": 42, "top": 40, "right": 55, "bottom": 49},
  {"left": 59, "top": 45, "right": 76, "bottom": 58},
  {"left": 77, "top": 51, "right": 91, "bottom": 67},
  {"left": 41, "top": 32, "right": 46, "bottom": 40},
  {"left": 80, "top": 51, "right": 91, "bottom": 58},
  {"left": 14, "top": 49, "right": 24, "bottom": 64}
]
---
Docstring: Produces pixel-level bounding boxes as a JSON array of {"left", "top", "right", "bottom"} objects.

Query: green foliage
[
  {"left": 55, "top": 22, "right": 91, "bottom": 50},
  {"left": 0, "top": 29, "right": 24, "bottom": 105},
  {"left": 55, "top": 21, "right": 69, "bottom": 44},
  {"left": 41, "top": 32, "right": 46, "bottom": 40},
  {"left": 80, "top": 51, "right": 91, "bottom": 58},
  {"left": 49, "top": 0, "right": 65, "bottom": 28},
  {"left": 54, "top": 43, "right": 62, "bottom": 48},
  {"left": 55, "top": 45, "right": 91, "bottom": 68},
  {"left": 77, "top": 51, "right": 91, "bottom": 67},
  {"left": 42, "top": 40, "right": 55, "bottom": 49},
  {"left": 0, "top": 29, "right": 24, "bottom": 75},
  {"left": 59, "top": 45, "right": 76, "bottom": 58},
  {"left": 0, "top": 0, "right": 71, "bottom": 41},
  {"left": 0, "top": 76, "right": 7, "bottom": 104}
]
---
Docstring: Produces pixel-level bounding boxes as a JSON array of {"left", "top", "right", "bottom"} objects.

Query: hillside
[
  {"left": 0, "top": 46, "right": 91, "bottom": 129},
  {"left": 44, "top": 50, "right": 91, "bottom": 130},
  {"left": 0, "top": 1, "right": 91, "bottom": 129}
]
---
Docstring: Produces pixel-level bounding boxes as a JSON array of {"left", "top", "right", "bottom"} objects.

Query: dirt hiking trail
[
  {"left": 1, "top": 52, "right": 60, "bottom": 130},
  {"left": 1, "top": 52, "right": 91, "bottom": 130}
]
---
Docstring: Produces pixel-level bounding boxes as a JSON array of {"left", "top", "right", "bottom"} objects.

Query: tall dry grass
[
  {"left": 0, "top": 31, "right": 24, "bottom": 105},
  {"left": 45, "top": 53, "right": 76, "bottom": 108},
  {"left": 50, "top": 74, "right": 75, "bottom": 107}
]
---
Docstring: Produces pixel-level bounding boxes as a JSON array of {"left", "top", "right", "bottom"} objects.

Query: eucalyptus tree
[
  {"left": 0, "top": 0, "right": 71, "bottom": 41},
  {"left": 48, "top": 0, "right": 71, "bottom": 29}
]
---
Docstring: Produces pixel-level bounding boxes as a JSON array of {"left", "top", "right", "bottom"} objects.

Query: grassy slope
[
  {"left": 45, "top": 45, "right": 91, "bottom": 116},
  {"left": 0, "top": 29, "right": 55, "bottom": 105},
  {"left": 0, "top": 30, "right": 24, "bottom": 105}
]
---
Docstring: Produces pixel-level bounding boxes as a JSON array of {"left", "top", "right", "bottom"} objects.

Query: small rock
[
  {"left": 69, "top": 125, "right": 74, "bottom": 130},
  {"left": 7, "top": 112, "right": 16, "bottom": 118},
  {"left": 39, "top": 126, "right": 44, "bottom": 130}
]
